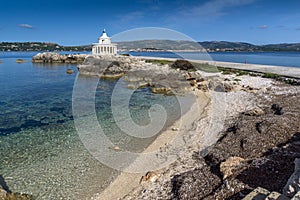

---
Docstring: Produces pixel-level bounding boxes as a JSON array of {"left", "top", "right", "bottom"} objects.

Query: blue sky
[{"left": 0, "top": 0, "right": 300, "bottom": 45}]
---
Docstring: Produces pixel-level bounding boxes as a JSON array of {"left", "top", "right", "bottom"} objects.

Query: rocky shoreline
[
  {"left": 118, "top": 73, "right": 300, "bottom": 200},
  {"left": 32, "top": 52, "right": 87, "bottom": 64},
  {"left": 77, "top": 55, "right": 215, "bottom": 95}
]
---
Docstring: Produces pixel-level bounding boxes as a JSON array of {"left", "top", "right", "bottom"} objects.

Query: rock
[
  {"left": 256, "top": 121, "right": 265, "bottom": 133},
  {"left": 283, "top": 158, "right": 300, "bottom": 197},
  {"left": 140, "top": 171, "right": 161, "bottom": 183},
  {"left": 66, "top": 69, "right": 74, "bottom": 74},
  {"left": 243, "top": 107, "right": 265, "bottom": 116},
  {"left": 0, "top": 189, "right": 33, "bottom": 200},
  {"left": 16, "top": 59, "right": 26, "bottom": 63},
  {"left": 223, "top": 82, "right": 234, "bottom": 92},
  {"left": 172, "top": 60, "right": 194, "bottom": 71},
  {"left": 243, "top": 187, "right": 270, "bottom": 200},
  {"left": 172, "top": 127, "right": 179, "bottom": 131},
  {"left": 0, "top": 188, "right": 7, "bottom": 199},
  {"left": 220, "top": 156, "right": 245, "bottom": 180},
  {"left": 0, "top": 60, "right": 2, "bottom": 64},
  {"left": 151, "top": 87, "right": 172, "bottom": 95},
  {"left": 190, "top": 79, "right": 197, "bottom": 86},
  {"left": 109, "top": 146, "right": 121, "bottom": 151},
  {"left": 271, "top": 104, "right": 284, "bottom": 115},
  {"left": 6, "top": 193, "right": 32, "bottom": 200},
  {"left": 197, "top": 81, "right": 209, "bottom": 92},
  {"left": 32, "top": 52, "right": 87, "bottom": 64},
  {"left": 78, "top": 55, "right": 191, "bottom": 94}
]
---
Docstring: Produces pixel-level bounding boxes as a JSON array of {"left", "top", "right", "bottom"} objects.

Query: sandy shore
[{"left": 93, "top": 89, "right": 211, "bottom": 200}]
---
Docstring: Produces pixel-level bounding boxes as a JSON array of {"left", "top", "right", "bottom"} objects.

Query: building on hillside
[{"left": 92, "top": 29, "right": 117, "bottom": 55}]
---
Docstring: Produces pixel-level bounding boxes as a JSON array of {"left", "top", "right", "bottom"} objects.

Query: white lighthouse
[{"left": 92, "top": 29, "right": 117, "bottom": 55}]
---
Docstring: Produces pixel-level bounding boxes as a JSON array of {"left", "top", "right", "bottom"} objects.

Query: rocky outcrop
[
  {"left": 78, "top": 55, "right": 207, "bottom": 94},
  {"left": 32, "top": 52, "right": 87, "bottom": 64}
]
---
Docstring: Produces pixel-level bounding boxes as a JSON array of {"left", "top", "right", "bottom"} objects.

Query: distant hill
[
  {"left": 117, "top": 40, "right": 205, "bottom": 51},
  {"left": 1, "top": 41, "right": 300, "bottom": 52},
  {"left": 0, "top": 42, "right": 91, "bottom": 52},
  {"left": 260, "top": 43, "right": 300, "bottom": 51},
  {"left": 199, "top": 41, "right": 258, "bottom": 51}
]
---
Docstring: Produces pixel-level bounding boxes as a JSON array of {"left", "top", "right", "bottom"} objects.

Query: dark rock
[
  {"left": 171, "top": 166, "right": 221, "bottom": 199},
  {"left": 172, "top": 60, "right": 194, "bottom": 71},
  {"left": 271, "top": 104, "right": 284, "bottom": 115},
  {"left": 256, "top": 121, "right": 264, "bottom": 133},
  {"left": 223, "top": 82, "right": 234, "bottom": 92}
]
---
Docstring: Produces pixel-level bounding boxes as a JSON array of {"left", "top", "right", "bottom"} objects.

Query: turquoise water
[
  {"left": 129, "top": 51, "right": 300, "bottom": 68},
  {"left": 0, "top": 52, "right": 183, "bottom": 199}
]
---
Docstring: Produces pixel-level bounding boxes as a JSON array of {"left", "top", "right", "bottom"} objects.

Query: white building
[{"left": 92, "top": 29, "right": 117, "bottom": 55}]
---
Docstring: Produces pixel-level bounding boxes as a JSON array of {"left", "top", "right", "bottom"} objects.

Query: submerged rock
[
  {"left": 16, "top": 59, "right": 26, "bottom": 63},
  {"left": 0, "top": 187, "right": 32, "bottom": 200},
  {"left": 66, "top": 69, "right": 74, "bottom": 74}
]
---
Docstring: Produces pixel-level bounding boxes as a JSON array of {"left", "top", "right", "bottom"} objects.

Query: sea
[{"left": 0, "top": 51, "right": 299, "bottom": 199}]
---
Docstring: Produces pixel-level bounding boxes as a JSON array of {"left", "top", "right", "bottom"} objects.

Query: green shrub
[
  {"left": 262, "top": 73, "right": 281, "bottom": 79},
  {"left": 146, "top": 59, "right": 173, "bottom": 65}
]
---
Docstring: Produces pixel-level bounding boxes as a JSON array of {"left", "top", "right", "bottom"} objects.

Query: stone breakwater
[
  {"left": 32, "top": 52, "right": 87, "bottom": 64},
  {"left": 78, "top": 55, "right": 216, "bottom": 95}
]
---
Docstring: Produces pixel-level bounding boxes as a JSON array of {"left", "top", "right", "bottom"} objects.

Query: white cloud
[
  {"left": 259, "top": 25, "right": 268, "bottom": 29},
  {"left": 182, "top": 0, "right": 256, "bottom": 18},
  {"left": 118, "top": 11, "right": 144, "bottom": 23},
  {"left": 18, "top": 24, "right": 33, "bottom": 29}
]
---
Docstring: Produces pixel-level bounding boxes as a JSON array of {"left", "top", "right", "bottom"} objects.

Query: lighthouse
[{"left": 92, "top": 29, "right": 117, "bottom": 55}]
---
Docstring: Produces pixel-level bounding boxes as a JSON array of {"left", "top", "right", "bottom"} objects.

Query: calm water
[
  {"left": 0, "top": 52, "right": 182, "bottom": 199},
  {"left": 129, "top": 51, "right": 300, "bottom": 68}
]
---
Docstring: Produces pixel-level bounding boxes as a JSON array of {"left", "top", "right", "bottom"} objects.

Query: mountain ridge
[{"left": 1, "top": 40, "right": 300, "bottom": 52}]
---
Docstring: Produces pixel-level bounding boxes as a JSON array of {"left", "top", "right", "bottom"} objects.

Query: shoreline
[
  {"left": 136, "top": 56, "right": 300, "bottom": 79},
  {"left": 94, "top": 89, "right": 212, "bottom": 200},
  {"left": 30, "top": 52, "right": 300, "bottom": 79},
  {"left": 118, "top": 73, "right": 300, "bottom": 199}
]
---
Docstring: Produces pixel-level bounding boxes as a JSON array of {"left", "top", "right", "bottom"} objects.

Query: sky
[{"left": 0, "top": 0, "right": 300, "bottom": 45}]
